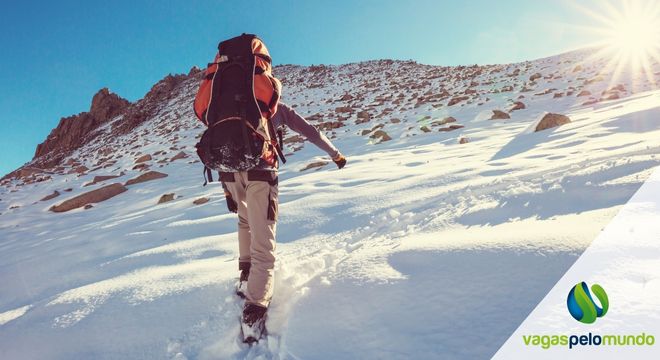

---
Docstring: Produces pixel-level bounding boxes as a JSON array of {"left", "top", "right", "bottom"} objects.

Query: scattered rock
[
  {"left": 490, "top": 110, "right": 510, "bottom": 120},
  {"left": 529, "top": 73, "right": 542, "bottom": 81},
  {"left": 40, "top": 191, "right": 61, "bottom": 202},
  {"left": 125, "top": 171, "right": 168, "bottom": 186},
  {"left": 132, "top": 163, "right": 150, "bottom": 171},
  {"left": 459, "top": 137, "right": 469, "bottom": 144},
  {"left": 535, "top": 113, "right": 571, "bottom": 132},
  {"left": 370, "top": 130, "right": 392, "bottom": 142},
  {"left": 84, "top": 174, "right": 121, "bottom": 187},
  {"left": 135, "top": 154, "right": 152, "bottom": 163},
  {"left": 157, "top": 193, "right": 176, "bottom": 204},
  {"left": 431, "top": 117, "right": 457, "bottom": 126},
  {"left": 448, "top": 96, "right": 469, "bottom": 106},
  {"left": 50, "top": 183, "right": 127, "bottom": 212},
  {"left": 300, "top": 161, "right": 328, "bottom": 171},
  {"left": 193, "top": 197, "right": 210, "bottom": 205},
  {"left": 439, "top": 124, "right": 465, "bottom": 132},
  {"left": 602, "top": 92, "right": 620, "bottom": 101},
  {"left": 72, "top": 165, "right": 89, "bottom": 174},
  {"left": 509, "top": 101, "right": 526, "bottom": 112},
  {"left": 420, "top": 126, "right": 432, "bottom": 133},
  {"left": 170, "top": 151, "right": 188, "bottom": 162},
  {"left": 576, "top": 90, "right": 591, "bottom": 97},
  {"left": 357, "top": 110, "right": 370, "bottom": 120}
]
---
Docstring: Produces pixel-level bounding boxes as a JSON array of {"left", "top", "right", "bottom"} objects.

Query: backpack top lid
[{"left": 218, "top": 33, "right": 272, "bottom": 63}]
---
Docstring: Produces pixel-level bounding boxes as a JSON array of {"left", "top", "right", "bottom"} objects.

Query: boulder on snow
[
  {"left": 509, "top": 101, "right": 526, "bottom": 112},
  {"left": 50, "top": 183, "right": 127, "bottom": 212},
  {"left": 448, "top": 96, "right": 469, "bottom": 106},
  {"left": 193, "top": 197, "right": 210, "bottom": 205},
  {"left": 135, "top": 154, "right": 152, "bottom": 163},
  {"left": 157, "top": 193, "right": 176, "bottom": 204},
  {"left": 490, "top": 110, "right": 510, "bottom": 120},
  {"left": 459, "top": 137, "right": 469, "bottom": 144},
  {"left": 529, "top": 72, "right": 542, "bottom": 82},
  {"left": 125, "top": 171, "right": 168, "bottom": 186},
  {"left": 535, "top": 113, "right": 571, "bottom": 132},
  {"left": 357, "top": 110, "right": 370, "bottom": 120},
  {"left": 40, "top": 190, "right": 60, "bottom": 202},
  {"left": 170, "top": 151, "right": 188, "bottom": 162},
  {"left": 300, "top": 161, "right": 328, "bottom": 172},
  {"left": 70, "top": 165, "right": 88, "bottom": 175},
  {"left": 370, "top": 130, "right": 392, "bottom": 142},
  {"left": 132, "top": 163, "right": 150, "bottom": 171}
]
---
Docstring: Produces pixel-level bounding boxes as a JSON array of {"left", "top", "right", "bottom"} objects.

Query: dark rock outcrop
[{"left": 34, "top": 89, "right": 130, "bottom": 166}]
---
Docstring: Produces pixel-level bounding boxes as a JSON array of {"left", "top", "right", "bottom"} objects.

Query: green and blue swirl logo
[{"left": 567, "top": 282, "right": 609, "bottom": 324}]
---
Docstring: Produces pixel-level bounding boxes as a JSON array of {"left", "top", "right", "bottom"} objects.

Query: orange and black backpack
[{"left": 194, "top": 33, "right": 285, "bottom": 178}]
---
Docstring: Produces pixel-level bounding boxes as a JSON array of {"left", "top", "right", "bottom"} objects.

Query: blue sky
[{"left": 0, "top": 0, "right": 605, "bottom": 177}]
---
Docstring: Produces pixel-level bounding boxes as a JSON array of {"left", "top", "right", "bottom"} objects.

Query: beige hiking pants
[{"left": 221, "top": 170, "right": 278, "bottom": 308}]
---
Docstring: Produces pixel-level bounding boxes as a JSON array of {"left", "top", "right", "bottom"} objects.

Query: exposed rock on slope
[
  {"left": 535, "top": 113, "right": 571, "bottom": 132},
  {"left": 125, "top": 171, "right": 168, "bottom": 186},
  {"left": 113, "top": 73, "right": 192, "bottom": 136},
  {"left": 49, "top": 183, "right": 127, "bottom": 212},
  {"left": 34, "top": 88, "right": 130, "bottom": 168}
]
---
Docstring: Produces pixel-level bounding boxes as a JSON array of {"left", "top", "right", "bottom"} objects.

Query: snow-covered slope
[{"left": 1, "top": 47, "right": 660, "bottom": 359}]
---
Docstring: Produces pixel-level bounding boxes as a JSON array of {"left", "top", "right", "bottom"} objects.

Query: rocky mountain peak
[
  {"left": 89, "top": 88, "right": 130, "bottom": 121},
  {"left": 32, "top": 88, "right": 131, "bottom": 167}
]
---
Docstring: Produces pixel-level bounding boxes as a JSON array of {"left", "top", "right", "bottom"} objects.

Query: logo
[{"left": 567, "top": 282, "right": 609, "bottom": 324}]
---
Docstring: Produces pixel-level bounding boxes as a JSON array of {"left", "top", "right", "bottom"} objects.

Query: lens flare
[{"left": 569, "top": 0, "right": 660, "bottom": 90}]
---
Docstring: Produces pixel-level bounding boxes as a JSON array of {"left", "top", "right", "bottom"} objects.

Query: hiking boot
[{"left": 241, "top": 303, "right": 267, "bottom": 344}]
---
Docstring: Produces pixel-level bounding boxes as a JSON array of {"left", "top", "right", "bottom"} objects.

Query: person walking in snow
[
  {"left": 193, "top": 34, "right": 345, "bottom": 342},
  {"left": 222, "top": 102, "right": 345, "bottom": 339}
]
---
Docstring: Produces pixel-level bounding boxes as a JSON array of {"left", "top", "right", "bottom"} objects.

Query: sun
[
  {"left": 609, "top": 11, "right": 659, "bottom": 61},
  {"left": 604, "top": 1, "right": 660, "bottom": 73},
  {"left": 571, "top": 0, "right": 660, "bottom": 89}
]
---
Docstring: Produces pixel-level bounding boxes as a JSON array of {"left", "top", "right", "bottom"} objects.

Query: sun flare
[{"left": 572, "top": 0, "right": 660, "bottom": 89}]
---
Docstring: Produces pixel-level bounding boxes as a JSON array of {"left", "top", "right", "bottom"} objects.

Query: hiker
[
  {"left": 193, "top": 33, "right": 346, "bottom": 342},
  {"left": 224, "top": 102, "right": 345, "bottom": 338}
]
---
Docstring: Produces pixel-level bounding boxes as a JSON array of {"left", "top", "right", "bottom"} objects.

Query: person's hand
[
  {"left": 333, "top": 153, "right": 347, "bottom": 169},
  {"left": 225, "top": 191, "right": 238, "bottom": 213}
]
